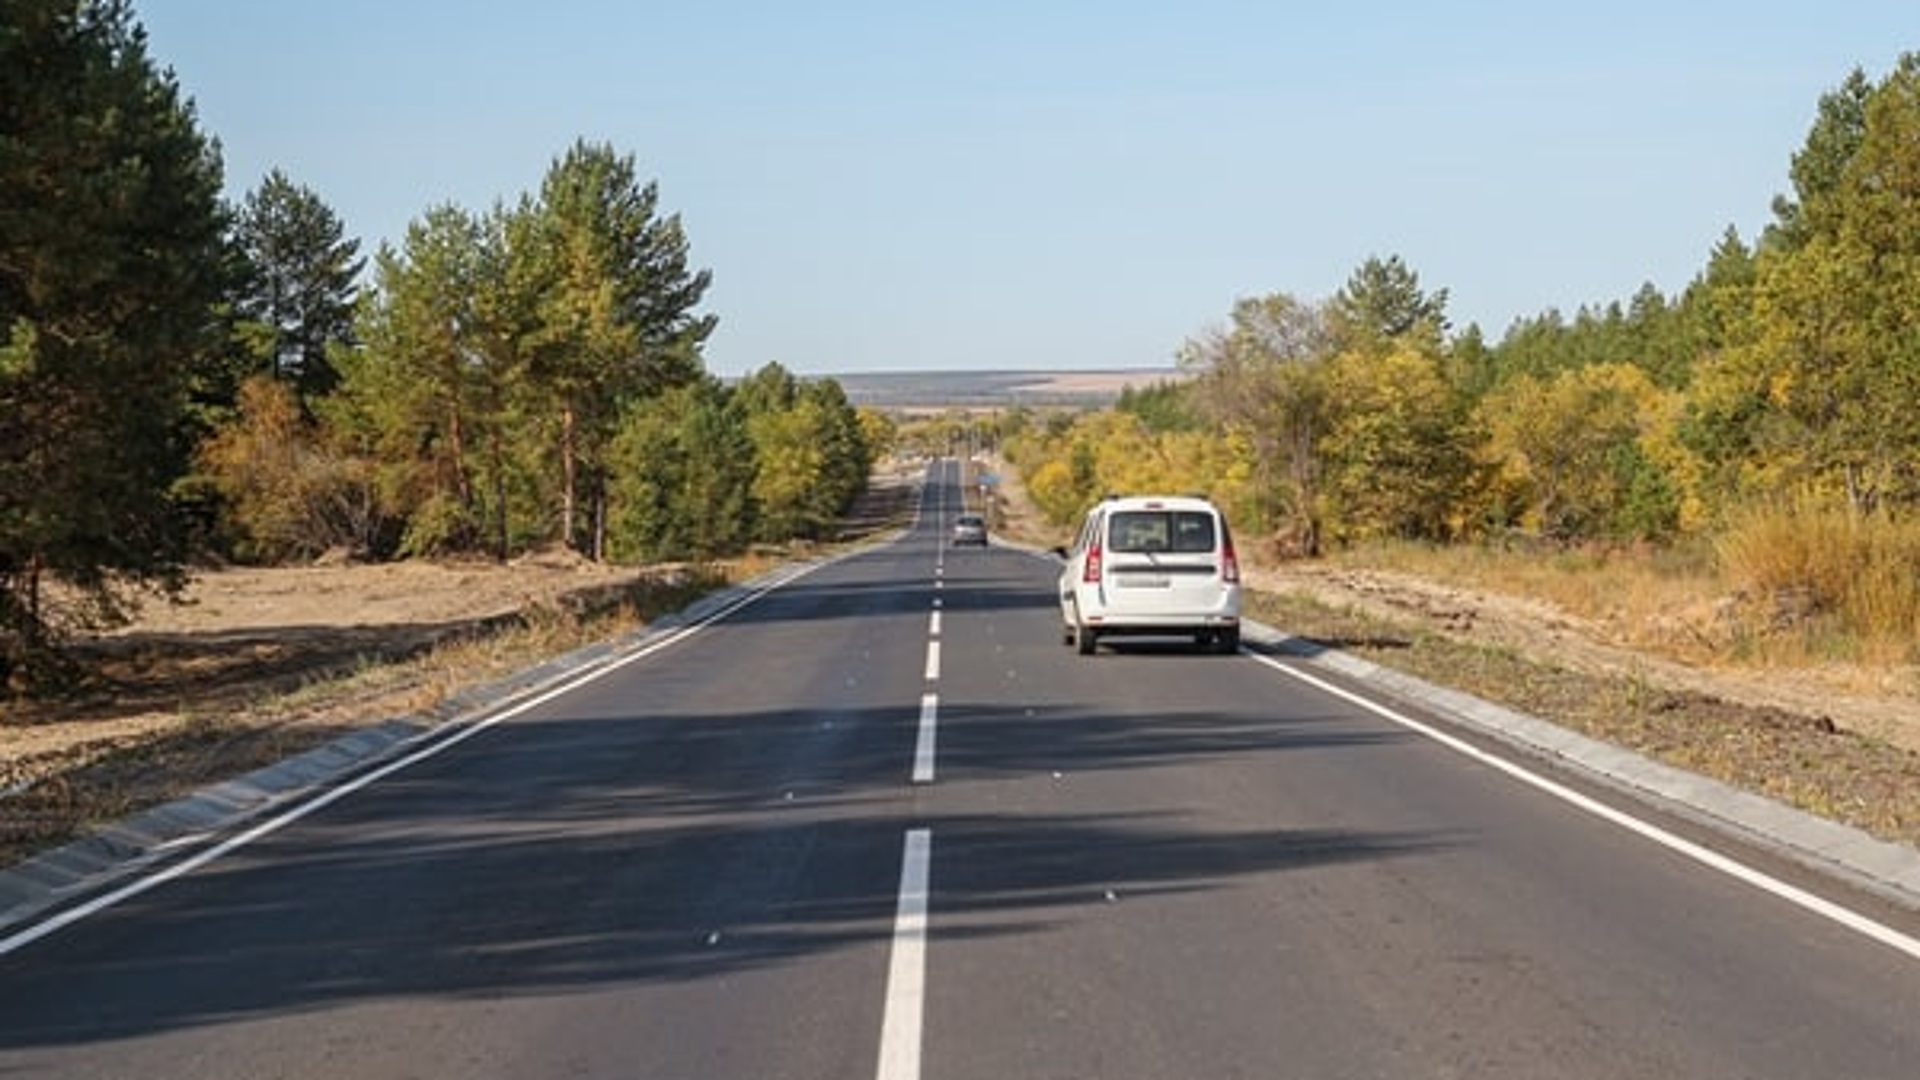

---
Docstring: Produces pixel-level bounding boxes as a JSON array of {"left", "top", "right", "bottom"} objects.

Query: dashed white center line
[
  {"left": 913, "top": 693, "right": 938, "bottom": 784},
  {"left": 875, "top": 828, "right": 932, "bottom": 1080},
  {"left": 878, "top": 525, "right": 950, "bottom": 1074}
]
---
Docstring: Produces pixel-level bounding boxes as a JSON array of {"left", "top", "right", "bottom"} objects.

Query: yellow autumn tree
[
  {"left": 1319, "top": 345, "right": 1479, "bottom": 543},
  {"left": 1477, "top": 363, "right": 1680, "bottom": 540},
  {"left": 197, "top": 376, "right": 381, "bottom": 561}
]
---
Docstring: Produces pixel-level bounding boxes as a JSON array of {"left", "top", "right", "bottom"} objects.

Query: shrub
[
  {"left": 1716, "top": 494, "right": 1920, "bottom": 657},
  {"left": 196, "top": 377, "right": 386, "bottom": 562}
]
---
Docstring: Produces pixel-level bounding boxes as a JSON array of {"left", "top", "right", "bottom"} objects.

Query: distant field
[{"left": 832, "top": 368, "right": 1186, "bottom": 411}]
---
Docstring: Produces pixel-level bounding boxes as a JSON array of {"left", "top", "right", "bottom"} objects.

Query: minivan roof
[{"left": 1100, "top": 495, "right": 1218, "bottom": 512}]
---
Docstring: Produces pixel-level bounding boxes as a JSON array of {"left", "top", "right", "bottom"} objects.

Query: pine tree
[
  {"left": 231, "top": 168, "right": 364, "bottom": 401},
  {"left": 609, "top": 378, "right": 756, "bottom": 560},
  {"left": 1721, "top": 55, "right": 1920, "bottom": 511},
  {"left": 524, "top": 141, "right": 715, "bottom": 558},
  {"left": 1, "top": 0, "right": 229, "bottom": 671},
  {"left": 1768, "top": 68, "right": 1875, "bottom": 252},
  {"left": 1330, "top": 254, "right": 1450, "bottom": 349},
  {"left": 339, "top": 206, "right": 493, "bottom": 556}
]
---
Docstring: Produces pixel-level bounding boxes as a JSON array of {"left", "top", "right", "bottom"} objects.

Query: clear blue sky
[{"left": 138, "top": 1, "right": 1914, "bottom": 377}]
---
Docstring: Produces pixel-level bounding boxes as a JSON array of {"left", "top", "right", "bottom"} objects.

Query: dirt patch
[{"left": 0, "top": 557, "right": 730, "bottom": 863}]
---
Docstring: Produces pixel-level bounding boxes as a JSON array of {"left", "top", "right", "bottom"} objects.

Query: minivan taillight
[
  {"left": 1221, "top": 531, "right": 1239, "bottom": 584},
  {"left": 1083, "top": 540, "right": 1104, "bottom": 584}
]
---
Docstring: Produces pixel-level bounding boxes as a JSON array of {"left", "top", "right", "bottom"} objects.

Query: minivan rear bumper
[{"left": 1080, "top": 610, "right": 1240, "bottom": 632}]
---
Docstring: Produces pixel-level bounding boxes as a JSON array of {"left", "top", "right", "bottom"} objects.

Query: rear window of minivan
[{"left": 1108, "top": 510, "right": 1216, "bottom": 554}]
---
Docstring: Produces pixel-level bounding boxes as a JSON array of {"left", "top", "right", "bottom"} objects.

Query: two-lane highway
[{"left": 3, "top": 459, "right": 1919, "bottom": 1078}]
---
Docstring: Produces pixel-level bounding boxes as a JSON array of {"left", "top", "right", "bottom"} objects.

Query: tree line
[
  {"left": 206, "top": 145, "right": 874, "bottom": 568},
  {"left": 1009, "top": 55, "right": 1920, "bottom": 567},
  {"left": 1, "top": 2, "right": 876, "bottom": 680}
]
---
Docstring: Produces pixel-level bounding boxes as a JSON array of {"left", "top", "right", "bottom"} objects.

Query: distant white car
[
  {"left": 1053, "top": 495, "right": 1241, "bottom": 655},
  {"left": 951, "top": 513, "right": 989, "bottom": 546}
]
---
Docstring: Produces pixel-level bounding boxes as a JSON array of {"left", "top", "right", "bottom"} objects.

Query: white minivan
[{"left": 1053, "top": 495, "right": 1242, "bottom": 655}]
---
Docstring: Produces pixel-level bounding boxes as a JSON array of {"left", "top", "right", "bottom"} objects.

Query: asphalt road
[{"left": 3, "top": 460, "right": 1919, "bottom": 1078}]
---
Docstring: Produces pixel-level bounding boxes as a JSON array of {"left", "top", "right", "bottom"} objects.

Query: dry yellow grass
[
  {"left": 1326, "top": 541, "right": 1719, "bottom": 648},
  {"left": 1324, "top": 534, "right": 1920, "bottom": 684},
  {"left": 1716, "top": 499, "right": 1920, "bottom": 668}
]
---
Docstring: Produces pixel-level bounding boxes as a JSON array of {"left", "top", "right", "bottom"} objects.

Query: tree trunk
[
  {"left": 593, "top": 487, "right": 607, "bottom": 563},
  {"left": 25, "top": 551, "right": 43, "bottom": 643},
  {"left": 491, "top": 430, "right": 509, "bottom": 562},
  {"left": 561, "top": 404, "right": 578, "bottom": 551},
  {"left": 447, "top": 405, "right": 473, "bottom": 511}
]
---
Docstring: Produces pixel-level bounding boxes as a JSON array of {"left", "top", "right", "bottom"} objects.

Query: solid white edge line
[
  {"left": 0, "top": 557, "right": 838, "bottom": 959},
  {"left": 923, "top": 640, "right": 941, "bottom": 682},
  {"left": 913, "top": 694, "right": 939, "bottom": 784},
  {"left": 1248, "top": 651, "right": 1920, "bottom": 963},
  {"left": 876, "top": 828, "right": 932, "bottom": 1080}
]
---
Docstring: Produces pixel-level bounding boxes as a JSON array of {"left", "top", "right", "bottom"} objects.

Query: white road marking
[
  {"left": 1249, "top": 651, "right": 1920, "bottom": 964},
  {"left": 923, "top": 640, "right": 941, "bottom": 681},
  {"left": 875, "top": 828, "right": 932, "bottom": 1080},
  {"left": 913, "top": 694, "right": 939, "bottom": 784},
  {"left": 0, "top": 558, "right": 835, "bottom": 959},
  {"left": 928, "top": 610, "right": 942, "bottom": 638}
]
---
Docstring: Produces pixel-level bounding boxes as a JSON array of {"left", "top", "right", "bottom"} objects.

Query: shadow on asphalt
[{"left": 0, "top": 691, "right": 1449, "bottom": 1048}]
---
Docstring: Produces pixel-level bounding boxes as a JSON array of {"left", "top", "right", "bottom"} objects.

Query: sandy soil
[{"left": 2, "top": 552, "right": 689, "bottom": 791}]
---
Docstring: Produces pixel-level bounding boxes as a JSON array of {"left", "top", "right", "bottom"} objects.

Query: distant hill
[{"left": 830, "top": 369, "right": 1185, "bottom": 411}]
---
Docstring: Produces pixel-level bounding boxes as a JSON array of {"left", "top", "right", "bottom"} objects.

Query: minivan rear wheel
[{"left": 1076, "top": 624, "right": 1098, "bottom": 655}]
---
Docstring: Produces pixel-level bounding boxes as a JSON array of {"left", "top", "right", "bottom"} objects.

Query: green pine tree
[
  {"left": 231, "top": 168, "right": 365, "bottom": 401},
  {"left": 1, "top": 0, "right": 230, "bottom": 675}
]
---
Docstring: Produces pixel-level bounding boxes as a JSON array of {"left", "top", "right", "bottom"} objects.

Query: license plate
[{"left": 1116, "top": 572, "right": 1170, "bottom": 588}]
